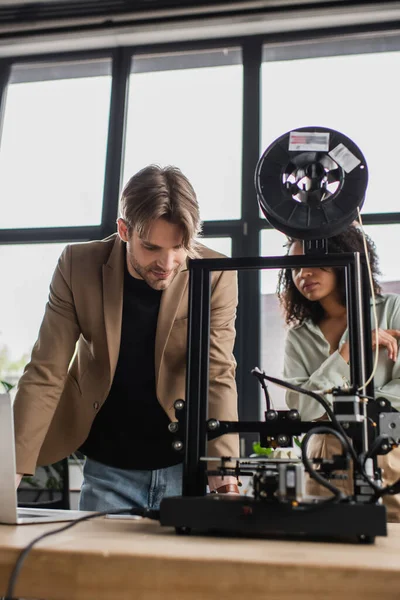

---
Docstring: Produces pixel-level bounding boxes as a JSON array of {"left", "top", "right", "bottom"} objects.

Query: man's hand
[
  {"left": 15, "top": 473, "right": 23, "bottom": 488},
  {"left": 208, "top": 475, "right": 240, "bottom": 495},
  {"left": 214, "top": 483, "right": 240, "bottom": 495}
]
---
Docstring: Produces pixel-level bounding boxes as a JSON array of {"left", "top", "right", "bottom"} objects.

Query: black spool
[{"left": 255, "top": 126, "right": 368, "bottom": 240}]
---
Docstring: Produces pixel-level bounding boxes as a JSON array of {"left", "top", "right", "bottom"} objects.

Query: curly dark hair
[{"left": 277, "top": 225, "right": 382, "bottom": 326}]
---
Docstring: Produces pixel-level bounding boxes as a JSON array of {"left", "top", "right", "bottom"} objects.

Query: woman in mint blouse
[{"left": 278, "top": 224, "right": 400, "bottom": 521}]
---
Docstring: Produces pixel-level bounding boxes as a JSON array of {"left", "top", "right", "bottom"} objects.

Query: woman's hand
[
  {"left": 372, "top": 328, "right": 400, "bottom": 361},
  {"left": 339, "top": 328, "right": 400, "bottom": 363}
]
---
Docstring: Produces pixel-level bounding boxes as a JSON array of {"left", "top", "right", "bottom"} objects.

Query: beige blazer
[{"left": 13, "top": 234, "right": 239, "bottom": 474}]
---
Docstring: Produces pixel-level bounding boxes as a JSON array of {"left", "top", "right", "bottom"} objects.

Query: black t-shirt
[{"left": 79, "top": 260, "right": 182, "bottom": 470}]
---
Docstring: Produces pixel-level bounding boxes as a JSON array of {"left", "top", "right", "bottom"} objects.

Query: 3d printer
[{"left": 159, "top": 127, "right": 400, "bottom": 543}]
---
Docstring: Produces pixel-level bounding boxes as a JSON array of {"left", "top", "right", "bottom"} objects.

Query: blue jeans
[{"left": 79, "top": 458, "right": 183, "bottom": 512}]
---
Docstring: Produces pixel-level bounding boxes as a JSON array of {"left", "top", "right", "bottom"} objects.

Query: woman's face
[{"left": 289, "top": 240, "right": 338, "bottom": 303}]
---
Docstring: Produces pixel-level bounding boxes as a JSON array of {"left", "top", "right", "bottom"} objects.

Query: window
[
  {"left": 258, "top": 33, "right": 400, "bottom": 419},
  {"left": 261, "top": 35, "right": 400, "bottom": 214},
  {"left": 0, "top": 59, "right": 112, "bottom": 229},
  {"left": 199, "top": 236, "right": 232, "bottom": 257},
  {"left": 2, "top": 31, "right": 400, "bottom": 439},
  {"left": 260, "top": 228, "right": 289, "bottom": 414},
  {"left": 0, "top": 243, "right": 66, "bottom": 385},
  {"left": 123, "top": 48, "right": 243, "bottom": 221},
  {"left": 364, "top": 224, "right": 400, "bottom": 294}
]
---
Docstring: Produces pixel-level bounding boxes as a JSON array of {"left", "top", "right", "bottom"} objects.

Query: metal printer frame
[{"left": 159, "top": 249, "right": 388, "bottom": 543}]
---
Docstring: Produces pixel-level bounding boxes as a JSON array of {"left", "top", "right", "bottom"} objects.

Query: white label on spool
[
  {"left": 329, "top": 143, "right": 361, "bottom": 173},
  {"left": 288, "top": 131, "right": 330, "bottom": 152}
]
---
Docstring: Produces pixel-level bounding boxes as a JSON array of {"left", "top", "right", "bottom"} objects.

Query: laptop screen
[{"left": 0, "top": 393, "right": 21, "bottom": 523}]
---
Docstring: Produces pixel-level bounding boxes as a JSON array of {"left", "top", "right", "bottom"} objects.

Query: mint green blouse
[{"left": 283, "top": 293, "right": 400, "bottom": 420}]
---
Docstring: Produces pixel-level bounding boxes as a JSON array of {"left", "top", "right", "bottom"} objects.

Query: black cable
[
  {"left": 362, "top": 440, "right": 400, "bottom": 500},
  {"left": 261, "top": 373, "right": 367, "bottom": 463},
  {"left": 379, "top": 479, "right": 400, "bottom": 497},
  {"left": 301, "top": 425, "right": 350, "bottom": 501},
  {"left": 251, "top": 368, "right": 271, "bottom": 411},
  {"left": 258, "top": 372, "right": 396, "bottom": 498},
  {"left": 4, "top": 506, "right": 160, "bottom": 600},
  {"left": 260, "top": 373, "right": 337, "bottom": 423},
  {"left": 253, "top": 371, "right": 356, "bottom": 502}
]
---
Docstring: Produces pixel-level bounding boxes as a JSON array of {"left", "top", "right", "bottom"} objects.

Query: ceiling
[{"left": 1, "top": 0, "right": 399, "bottom": 57}]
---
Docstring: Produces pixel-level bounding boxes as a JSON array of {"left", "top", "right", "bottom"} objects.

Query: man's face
[{"left": 117, "top": 217, "right": 188, "bottom": 291}]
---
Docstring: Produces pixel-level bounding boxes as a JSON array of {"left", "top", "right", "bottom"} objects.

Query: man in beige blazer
[{"left": 14, "top": 165, "right": 239, "bottom": 511}]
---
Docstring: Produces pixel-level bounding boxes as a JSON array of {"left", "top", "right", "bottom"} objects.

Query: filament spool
[{"left": 255, "top": 126, "right": 368, "bottom": 239}]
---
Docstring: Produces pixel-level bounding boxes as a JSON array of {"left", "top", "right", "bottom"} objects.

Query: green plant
[
  {"left": 252, "top": 441, "right": 273, "bottom": 456},
  {"left": 20, "top": 462, "right": 65, "bottom": 493},
  {"left": 1, "top": 380, "right": 14, "bottom": 392},
  {"left": 293, "top": 436, "right": 302, "bottom": 449},
  {"left": 252, "top": 436, "right": 302, "bottom": 457},
  {"left": 0, "top": 343, "right": 30, "bottom": 381}
]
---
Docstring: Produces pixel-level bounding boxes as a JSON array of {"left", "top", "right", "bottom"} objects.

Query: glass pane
[
  {"left": 363, "top": 224, "right": 400, "bottom": 294},
  {"left": 199, "top": 237, "right": 232, "bottom": 257},
  {"left": 0, "top": 243, "right": 66, "bottom": 387},
  {"left": 123, "top": 49, "right": 243, "bottom": 221},
  {"left": 261, "top": 47, "right": 400, "bottom": 214},
  {"left": 260, "top": 229, "right": 290, "bottom": 415},
  {"left": 0, "top": 59, "right": 112, "bottom": 229}
]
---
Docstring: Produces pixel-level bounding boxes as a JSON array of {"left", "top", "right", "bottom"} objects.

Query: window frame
[{"left": 2, "top": 25, "right": 400, "bottom": 454}]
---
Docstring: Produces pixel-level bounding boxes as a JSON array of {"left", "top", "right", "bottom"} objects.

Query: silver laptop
[{"left": 0, "top": 392, "right": 90, "bottom": 524}]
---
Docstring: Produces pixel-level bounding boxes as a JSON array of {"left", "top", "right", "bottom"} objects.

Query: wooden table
[{"left": 0, "top": 518, "right": 399, "bottom": 600}]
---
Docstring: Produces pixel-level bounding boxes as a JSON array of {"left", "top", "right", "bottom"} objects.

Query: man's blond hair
[{"left": 120, "top": 165, "right": 202, "bottom": 257}]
